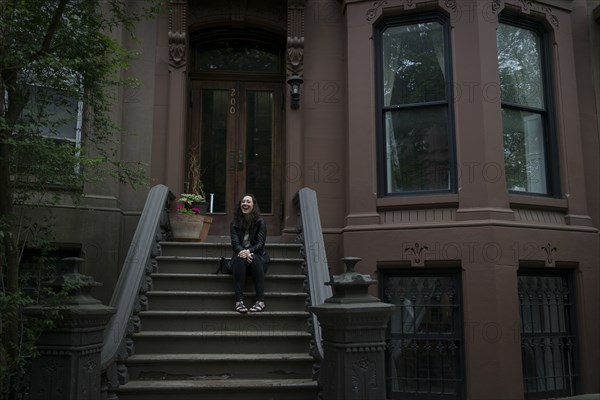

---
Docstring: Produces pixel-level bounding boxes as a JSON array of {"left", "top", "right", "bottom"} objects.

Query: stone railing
[
  {"left": 294, "top": 187, "right": 333, "bottom": 376},
  {"left": 100, "top": 184, "right": 174, "bottom": 399}
]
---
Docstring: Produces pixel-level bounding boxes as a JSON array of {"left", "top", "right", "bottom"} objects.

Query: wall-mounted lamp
[{"left": 287, "top": 74, "right": 303, "bottom": 110}]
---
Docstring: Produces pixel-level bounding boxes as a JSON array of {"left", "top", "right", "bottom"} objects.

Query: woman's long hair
[{"left": 233, "top": 193, "right": 261, "bottom": 231}]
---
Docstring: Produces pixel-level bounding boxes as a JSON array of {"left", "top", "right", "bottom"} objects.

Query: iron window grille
[
  {"left": 518, "top": 269, "right": 578, "bottom": 399},
  {"left": 380, "top": 269, "right": 465, "bottom": 400}
]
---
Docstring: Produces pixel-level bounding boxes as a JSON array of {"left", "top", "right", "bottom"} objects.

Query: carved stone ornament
[
  {"left": 168, "top": 31, "right": 186, "bottom": 68},
  {"left": 514, "top": 0, "right": 559, "bottom": 29},
  {"left": 491, "top": 0, "right": 503, "bottom": 15},
  {"left": 404, "top": 242, "right": 429, "bottom": 266},
  {"left": 443, "top": 0, "right": 457, "bottom": 12},
  {"left": 287, "top": 0, "right": 306, "bottom": 76},
  {"left": 366, "top": 1, "right": 388, "bottom": 21},
  {"left": 169, "top": 0, "right": 187, "bottom": 68},
  {"left": 351, "top": 357, "right": 378, "bottom": 397},
  {"left": 541, "top": 242, "right": 558, "bottom": 267}
]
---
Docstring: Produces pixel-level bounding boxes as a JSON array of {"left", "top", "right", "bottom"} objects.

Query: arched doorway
[{"left": 187, "top": 29, "right": 286, "bottom": 235}]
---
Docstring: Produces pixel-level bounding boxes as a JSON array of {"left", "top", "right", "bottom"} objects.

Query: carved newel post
[
  {"left": 310, "top": 257, "right": 394, "bottom": 400},
  {"left": 25, "top": 257, "right": 115, "bottom": 400}
]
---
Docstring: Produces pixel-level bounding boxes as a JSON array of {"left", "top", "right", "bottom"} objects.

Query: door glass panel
[
  {"left": 195, "top": 40, "right": 281, "bottom": 73},
  {"left": 246, "top": 91, "right": 273, "bottom": 213},
  {"left": 200, "top": 89, "right": 228, "bottom": 213}
]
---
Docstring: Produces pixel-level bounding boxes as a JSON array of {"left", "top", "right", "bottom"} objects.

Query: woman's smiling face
[{"left": 240, "top": 195, "right": 254, "bottom": 214}]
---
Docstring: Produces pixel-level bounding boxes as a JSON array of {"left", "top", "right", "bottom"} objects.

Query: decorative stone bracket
[
  {"left": 169, "top": 0, "right": 187, "bottom": 68},
  {"left": 287, "top": 0, "right": 307, "bottom": 77}
]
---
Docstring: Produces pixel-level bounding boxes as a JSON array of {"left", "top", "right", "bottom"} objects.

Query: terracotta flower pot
[{"left": 170, "top": 213, "right": 213, "bottom": 241}]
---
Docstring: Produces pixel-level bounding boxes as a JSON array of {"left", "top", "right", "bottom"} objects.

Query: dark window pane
[
  {"left": 23, "top": 86, "right": 80, "bottom": 142},
  {"left": 502, "top": 108, "right": 547, "bottom": 194},
  {"left": 200, "top": 90, "right": 228, "bottom": 213},
  {"left": 498, "top": 20, "right": 553, "bottom": 196},
  {"left": 377, "top": 15, "right": 454, "bottom": 196},
  {"left": 196, "top": 40, "right": 280, "bottom": 73},
  {"left": 497, "top": 24, "right": 544, "bottom": 109},
  {"left": 245, "top": 91, "right": 273, "bottom": 213},
  {"left": 384, "top": 106, "right": 450, "bottom": 193},
  {"left": 382, "top": 22, "right": 446, "bottom": 105}
]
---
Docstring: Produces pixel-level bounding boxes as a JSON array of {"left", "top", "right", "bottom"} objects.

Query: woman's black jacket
[{"left": 230, "top": 217, "right": 269, "bottom": 261}]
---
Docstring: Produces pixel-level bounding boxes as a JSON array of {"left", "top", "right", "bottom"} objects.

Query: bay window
[
  {"left": 497, "top": 18, "right": 557, "bottom": 195},
  {"left": 376, "top": 14, "right": 455, "bottom": 195}
]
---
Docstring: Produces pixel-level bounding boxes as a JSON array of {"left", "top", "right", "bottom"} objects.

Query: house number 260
[{"left": 229, "top": 88, "right": 237, "bottom": 114}]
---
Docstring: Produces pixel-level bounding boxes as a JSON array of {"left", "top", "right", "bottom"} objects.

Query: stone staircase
[{"left": 115, "top": 238, "right": 319, "bottom": 400}]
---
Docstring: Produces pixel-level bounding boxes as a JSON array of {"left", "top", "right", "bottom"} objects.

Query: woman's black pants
[{"left": 231, "top": 254, "right": 267, "bottom": 302}]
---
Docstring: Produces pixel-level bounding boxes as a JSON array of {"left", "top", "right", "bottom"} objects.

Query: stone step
[
  {"left": 160, "top": 241, "right": 302, "bottom": 259},
  {"left": 132, "top": 331, "right": 312, "bottom": 355},
  {"left": 138, "top": 310, "right": 310, "bottom": 332},
  {"left": 156, "top": 256, "right": 304, "bottom": 275},
  {"left": 146, "top": 291, "right": 308, "bottom": 312},
  {"left": 116, "top": 378, "right": 318, "bottom": 400},
  {"left": 125, "top": 353, "right": 315, "bottom": 381},
  {"left": 151, "top": 273, "right": 305, "bottom": 293},
  {"left": 119, "top": 237, "right": 317, "bottom": 400}
]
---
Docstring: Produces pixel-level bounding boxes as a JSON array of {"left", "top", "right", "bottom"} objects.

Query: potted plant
[
  {"left": 170, "top": 199, "right": 212, "bottom": 241},
  {"left": 169, "top": 148, "right": 212, "bottom": 241},
  {"left": 180, "top": 147, "right": 209, "bottom": 213},
  {"left": 177, "top": 193, "right": 206, "bottom": 214}
]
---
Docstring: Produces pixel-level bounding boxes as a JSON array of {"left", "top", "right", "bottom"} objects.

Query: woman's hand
[{"left": 238, "top": 249, "right": 253, "bottom": 264}]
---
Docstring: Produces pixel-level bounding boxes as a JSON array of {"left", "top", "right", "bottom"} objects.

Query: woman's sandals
[
  {"left": 249, "top": 301, "right": 265, "bottom": 313},
  {"left": 235, "top": 301, "right": 248, "bottom": 314}
]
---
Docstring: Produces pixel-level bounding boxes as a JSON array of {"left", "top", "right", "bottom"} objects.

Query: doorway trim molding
[
  {"left": 165, "top": 0, "right": 188, "bottom": 196},
  {"left": 165, "top": 1, "right": 307, "bottom": 228}
]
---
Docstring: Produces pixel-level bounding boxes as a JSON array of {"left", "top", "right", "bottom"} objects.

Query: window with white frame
[
  {"left": 12, "top": 82, "right": 85, "bottom": 183},
  {"left": 24, "top": 85, "right": 83, "bottom": 148},
  {"left": 376, "top": 13, "right": 456, "bottom": 195},
  {"left": 497, "top": 17, "right": 557, "bottom": 195}
]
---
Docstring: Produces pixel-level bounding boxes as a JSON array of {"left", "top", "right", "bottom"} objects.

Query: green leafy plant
[
  {"left": 0, "top": 1, "right": 162, "bottom": 397},
  {"left": 176, "top": 194, "right": 203, "bottom": 215}
]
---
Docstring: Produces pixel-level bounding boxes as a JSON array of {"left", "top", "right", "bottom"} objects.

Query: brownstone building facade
[{"left": 43, "top": 1, "right": 600, "bottom": 399}]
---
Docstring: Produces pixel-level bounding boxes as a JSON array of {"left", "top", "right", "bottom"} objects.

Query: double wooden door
[{"left": 188, "top": 80, "right": 283, "bottom": 235}]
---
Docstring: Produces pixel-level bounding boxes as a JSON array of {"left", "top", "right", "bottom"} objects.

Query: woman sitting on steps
[{"left": 229, "top": 193, "right": 270, "bottom": 314}]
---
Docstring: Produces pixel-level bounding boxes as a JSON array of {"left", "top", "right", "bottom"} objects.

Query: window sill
[
  {"left": 377, "top": 193, "right": 459, "bottom": 210},
  {"left": 508, "top": 194, "right": 568, "bottom": 211}
]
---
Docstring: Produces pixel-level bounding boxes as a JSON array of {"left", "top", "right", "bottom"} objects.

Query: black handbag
[{"left": 215, "top": 256, "right": 232, "bottom": 274}]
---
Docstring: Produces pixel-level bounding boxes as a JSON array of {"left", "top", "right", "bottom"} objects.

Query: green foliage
[
  {"left": 0, "top": 222, "right": 78, "bottom": 399},
  {"left": 0, "top": 0, "right": 162, "bottom": 397}
]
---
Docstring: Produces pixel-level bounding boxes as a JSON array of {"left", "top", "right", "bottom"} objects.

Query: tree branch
[{"left": 39, "top": 0, "right": 70, "bottom": 56}]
